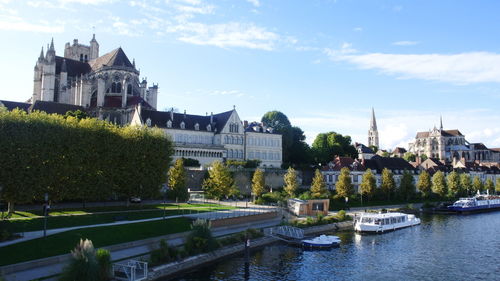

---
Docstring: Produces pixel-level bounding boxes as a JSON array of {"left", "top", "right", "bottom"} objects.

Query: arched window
[
  {"left": 84, "top": 55, "right": 88, "bottom": 62},
  {"left": 127, "top": 84, "right": 132, "bottom": 95},
  {"left": 166, "top": 120, "right": 172, "bottom": 128},
  {"left": 111, "top": 83, "right": 116, "bottom": 93},
  {"left": 80, "top": 54, "right": 83, "bottom": 62},
  {"left": 194, "top": 123, "right": 199, "bottom": 131},
  {"left": 146, "top": 118, "right": 151, "bottom": 127},
  {"left": 206, "top": 124, "right": 211, "bottom": 131},
  {"left": 180, "top": 121, "right": 185, "bottom": 129},
  {"left": 116, "top": 82, "right": 122, "bottom": 93}
]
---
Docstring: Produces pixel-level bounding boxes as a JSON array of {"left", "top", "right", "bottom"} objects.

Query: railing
[
  {"left": 113, "top": 260, "right": 148, "bottom": 281},
  {"left": 269, "top": 225, "right": 304, "bottom": 239}
]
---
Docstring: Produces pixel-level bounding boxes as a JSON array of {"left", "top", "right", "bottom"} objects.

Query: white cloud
[
  {"left": 208, "top": 90, "right": 246, "bottom": 98},
  {"left": 246, "top": 0, "right": 260, "bottom": 7},
  {"left": 58, "top": 0, "right": 115, "bottom": 4},
  {"left": 171, "top": 22, "right": 280, "bottom": 50},
  {"left": 327, "top": 51, "right": 500, "bottom": 84},
  {"left": 392, "top": 40, "right": 418, "bottom": 46},
  {"left": 0, "top": 15, "right": 64, "bottom": 33},
  {"left": 353, "top": 27, "right": 363, "bottom": 32}
]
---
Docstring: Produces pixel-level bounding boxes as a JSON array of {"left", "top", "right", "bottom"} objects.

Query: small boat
[
  {"left": 301, "top": 235, "right": 341, "bottom": 248},
  {"left": 354, "top": 212, "right": 420, "bottom": 233},
  {"left": 447, "top": 194, "right": 500, "bottom": 213}
]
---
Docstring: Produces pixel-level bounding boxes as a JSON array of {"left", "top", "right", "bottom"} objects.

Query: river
[{"left": 171, "top": 212, "right": 500, "bottom": 281}]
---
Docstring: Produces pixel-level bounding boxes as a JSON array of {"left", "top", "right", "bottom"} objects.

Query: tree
[
  {"left": 311, "top": 132, "right": 358, "bottom": 164},
  {"left": 496, "top": 178, "right": 500, "bottom": 194},
  {"left": 485, "top": 178, "right": 494, "bottom": 194},
  {"left": 63, "top": 110, "right": 89, "bottom": 120},
  {"left": 399, "top": 170, "right": 416, "bottom": 201},
  {"left": 360, "top": 169, "right": 376, "bottom": 200},
  {"left": 432, "top": 171, "right": 447, "bottom": 198},
  {"left": 335, "top": 167, "right": 353, "bottom": 198},
  {"left": 420, "top": 154, "right": 428, "bottom": 161},
  {"left": 283, "top": 167, "right": 299, "bottom": 198},
  {"left": 251, "top": 168, "right": 266, "bottom": 199},
  {"left": 168, "top": 159, "right": 188, "bottom": 201},
  {"left": 403, "top": 152, "right": 416, "bottom": 162},
  {"left": 203, "top": 161, "right": 236, "bottom": 200},
  {"left": 380, "top": 168, "right": 395, "bottom": 200},
  {"left": 446, "top": 171, "right": 460, "bottom": 197},
  {"left": 472, "top": 176, "right": 484, "bottom": 193},
  {"left": 310, "top": 169, "right": 328, "bottom": 199},
  {"left": 417, "top": 170, "right": 432, "bottom": 198},
  {"left": 460, "top": 173, "right": 472, "bottom": 196}
]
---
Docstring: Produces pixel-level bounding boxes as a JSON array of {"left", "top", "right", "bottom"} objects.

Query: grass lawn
[
  {"left": 0, "top": 217, "right": 191, "bottom": 266},
  {"left": 1, "top": 206, "right": 233, "bottom": 233}
]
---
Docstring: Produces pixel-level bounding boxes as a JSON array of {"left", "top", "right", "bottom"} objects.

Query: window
[
  {"left": 127, "top": 84, "right": 132, "bottom": 95},
  {"left": 80, "top": 54, "right": 83, "bottom": 62},
  {"left": 194, "top": 123, "right": 199, "bottom": 131},
  {"left": 84, "top": 54, "right": 88, "bottom": 62},
  {"left": 166, "top": 120, "right": 172, "bottom": 128},
  {"left": 312, "top": 203, "right": 324, "bottom": 211},
  {"left": 180, "top": 121, "right": 185, "bottom": 129},
  {"left": 207, "top": 124, "right": 211, "bottom": 131},
  {"left": 146, "top": 118, "right": 151, "bottom": 127}
]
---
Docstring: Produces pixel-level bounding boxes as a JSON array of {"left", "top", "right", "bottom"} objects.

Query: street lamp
[
  {"left": 161, "top": 184, "right": 168, "bottom": 220},
  {"left": 43, "top": 193, "right": 49, "bottom": 238}
]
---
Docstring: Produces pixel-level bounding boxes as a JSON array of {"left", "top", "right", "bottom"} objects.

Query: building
[
  {"left": 287, "top": 198, "right": 329, "bottom": 216},
  {"left": 131, "top": 106, "right": 282, "bottom": 167},
  {"left": 355, "top": 143, "right": 376, "bottom": 160},
  {"left": 392, "top": 147, "right": 407, "bottom": 158},
  {"left": 368, "top": 108, "right": 379, "bottom": 148},
  {"left": 408, "top": 117, "right": 500, "bottom": 164},
  {"left": 31, "top": 36, "right": 157, "bottom": 125}
]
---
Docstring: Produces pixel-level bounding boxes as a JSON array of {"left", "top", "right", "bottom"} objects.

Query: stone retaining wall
[{"left": 210, "top": 211, "right": 278, "bottom": 227}]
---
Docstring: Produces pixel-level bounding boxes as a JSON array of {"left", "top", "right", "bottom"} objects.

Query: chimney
[
  {"left": 210, "top": 112, "right": 213, "bottom": 123},
  {"left": 170, "top": 107, "right": 174, "bottom": 120},
  {"left": 183, "top": 110, "right": 186, "bottom": 119},
  {"left": 243, "top": 120, "right": 248, "bottom": 128}
]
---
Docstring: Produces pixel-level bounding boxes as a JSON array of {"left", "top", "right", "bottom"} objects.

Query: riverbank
[{"left": 147, "top": 221, "right": 353, "bottom": 281}]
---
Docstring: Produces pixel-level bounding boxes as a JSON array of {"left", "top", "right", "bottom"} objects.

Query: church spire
[
  {"left": 49, "top": 37, "right": 54, "bottom": 51},
  {"left": 440, "top": 115, "right": 443, "bottom": 131},
  {"left": 368, "top": 107, "right": 379, "bottom": 148},
  {"left": 38, "top": 46, "right": 44, "bottom": 61},
  {"left": 370, "top": 107, "right": 377, "bottom": 130}
]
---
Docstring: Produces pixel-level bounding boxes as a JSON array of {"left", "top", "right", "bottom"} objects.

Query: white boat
[
  {"left": 301, "top": 235, "right": 341, "bottom": 248},
  {"left": 354, "top": 212, "right": 421, "bottom": 233}
]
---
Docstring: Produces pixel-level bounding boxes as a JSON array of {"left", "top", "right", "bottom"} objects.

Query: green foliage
[
  {"left": 217, "top": 229, "right": 263, "bottom": 247},
  {"left": 59, "top": 239, "right": 99, "bottom": 281},
  {"left": 432, "top": 171, "right": 448, "bottom": 198},
  {"left": 290, "top": 209, "right": 350, "bottom": 228},
  {"left": 336, "top": 210, "right": 347, "bottom": 221},
  {"left": 203, "top": 161, "right": 236, "bottom": 200},
  {"left": 0, "top": 109, "right": 172, "bottom": 212},
  {"left": 360, "top": 169, "right": 376, "bottom": 200},
  {"left": 420, "top": 154, "right": 428, "bottom": 161},
  {"left": 63, "top": 110, "right": 89, "bottom": 120},
  {"left": 403, "top": 152, "right": 416, "bottom": 162},
  {"left": 181, "top": 157, "right": 200, "bottom": 167},
  {"left": 298, "top": 191, "right": 312, "bottom": 200},
  {"left": 311, "top": 131, "right": 358, "bottom": 164},
  {"left": 251, "top": 168, "right": 266, "bottom": 199},
  {"left": 184, "top": 219, "right": 219, "bottom": 255},
  {"left": 283, "top": 167, "right": 299, "bottom": 198},
  {"left": 96, "top": 249, "right": 111, "bottom": 281},
  {"left": 447, "top": 171, "right": 461, "bottom": 197},
  {"left": 369, "top": 145, "right": 378, "bottom": 153},
  {"left": 485, "top": 178, "right": 495, "bottom": 194},
  {"left": 168, "top": 159, "right": 188, "bottom": 201},
  {"left": 417, "top": 171, "right": 432, "bottom": 198},
  {"left": 226, "top": 159, "right": 261, "bottom": 168},
  {"left": 496, "top": 178, "right": 500, "bottom": 194},
  {"left": 381, "top": 168, "right": 395, "bottom": 200},
  {"left": 472, "top": 176, "right": 484, "bottom": 193},
  {"left": 310, "top": 169, "right": 329, "bottom": 199},
  {"left": 460, "top": 173, "right": 472, "bottom": 195},
  {"left": 150, "top": 239, "right": 173, "bottom": 266},
  {"left": 399, "top": 170, "right": 415, "bottom": 201},
  {"left": 260, "top": 192, "right": 285, "bottom": 204},
  {"left": 335, "top": 167, "right": 353, "bottom": 198}
]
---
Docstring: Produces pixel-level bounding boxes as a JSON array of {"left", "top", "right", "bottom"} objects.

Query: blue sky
[{"left": 1, "top": 0, "right": 500, "bottom": 149}]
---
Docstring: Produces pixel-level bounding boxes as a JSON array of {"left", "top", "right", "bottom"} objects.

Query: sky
[{"left": 1, "top": 0, "right": 500, "bottom": 150}]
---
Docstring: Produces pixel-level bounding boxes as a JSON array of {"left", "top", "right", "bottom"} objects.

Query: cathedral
[{"left": 31, "top": 35, "right": 158, "bottom": 124}]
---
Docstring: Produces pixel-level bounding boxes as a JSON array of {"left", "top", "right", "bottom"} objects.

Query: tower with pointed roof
[{"left": 368, "top": 108, "right": 379, "bottom": 148}]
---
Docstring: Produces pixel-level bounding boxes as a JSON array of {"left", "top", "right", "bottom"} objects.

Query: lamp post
[
  {"left": 43, "top": 193, "right": 49, "bottom": 238},
  {"left": 161, "top": 184, "right": 168, "bottom": 220}
]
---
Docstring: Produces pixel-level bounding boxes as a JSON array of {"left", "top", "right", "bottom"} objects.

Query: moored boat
[
  {"left": 354, "top": 212, "right": 420, "bottom": 233},
  {"left": 447, "top": 194, "right": 500, "bottom": 213},
  {"left": 301, "top": 235, "right": 341, "bottom": 248}
]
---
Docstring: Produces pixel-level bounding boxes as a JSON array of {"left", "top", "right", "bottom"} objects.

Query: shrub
[
  {"left": 96, "top": 249, "right": 111, "bottom": 281},
  {"left": 254, "top": 198, "right": 265, "bottom": 205},
  {"left": 59, "top": 239, "right": 99, "bottom": 281},
  {"left": 261, "top": 192, "right": 285, "bottom": 204},
  {"left": 336, "top": 210, "right": 347, "bottom": 221},
  {"left": 422, "top": 201, "right": 435, "bottom": 208},
  {"left": 150, "top": 240, "right": 172, "bottom": 266},
  {"left": 184, "top": 219, "right": 218, "bottom": 255}
]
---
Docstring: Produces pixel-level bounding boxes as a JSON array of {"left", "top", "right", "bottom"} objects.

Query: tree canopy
[
  {"left": 380, "top": 168, "right": 395, "bottom": 200},
  {"left": 283, "top": 167, "right": 299, "bottom": 198},
  {"left": 311, "top": 132, "right": 358, "bottom": 164},
  {"left": 168, "top": 159, "right": 188, "bottom": 201},
  {"left": 335, "top": 167, "right": 353, "bottom": 198},
  {"left": 310, "top": 169, "right": 328, "bottom": 199},
  {"left": 472, "top": 176, "right": 484, "bottom": 193},
  {"left": 251, "top": 168, "right": 266, "bottom": 199},
  {"left": 399, "top": 170, "right": 415, "bottom": 201},
  {"left": 446, "top": 171, "right": 460, "bottom": 197},
  {"left": 360, "top": 169, "right": 376, "bottom": 200},
  {"left": 432, "top": 171, "right": 448, "bottom": 198},
  {"left": 417, "top": 170, "right": 432, "bottom": 198},
  {"left": 202, "top": 161, "right": 236, "bottom": 200},
  {"left": 460, "top": 173, "right": 472, "bottom": 196}
]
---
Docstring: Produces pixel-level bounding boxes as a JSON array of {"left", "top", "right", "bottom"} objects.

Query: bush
[
  {"left": 59, "top": 239, "right": 99, "bottom": 281},
  {"left": 96, "top": 249, "right": 111, "bottom": 281},
  {"left": 261, "top": 192, "right": 285, "bottom": 204},
  {"left": 336, "top": 210, "right": 347, "bottom": 221},
  {"left": 150, "top": 239, "right": 172, "bottom": 266},
  {"left": 254, "top": 198, "right": 265, "bottom": 205},
  {"left": 184, "top": 219, "right": 218, "bottom": 255},
  {"left": 422, "top": 201, "right": 436, "bottom": 208}
]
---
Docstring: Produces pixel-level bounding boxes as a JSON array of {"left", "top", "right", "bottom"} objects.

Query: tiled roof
[
  {"left": 55, "top": 56, "right": 91, "bottom": 77},
  {"left": 89, "top": 48, "right": 134, "bottom": 71},
  {"left": 0, "top": 100, "right": 31, "bottom": 112},
  {"left": 364, "top": 155, "right": 416, "bottom": 173},
  {"left": 140, "top": 109, "right": 234, "bottom": 133},
  {"left": 392, "top": 147, "right": 407, "bottom": 154},
  {"left": 356, "top": 143, "right": 375, "bottom": 154},
  {"left": 244, "top": 121, "right": 279, "bottom": 134},
  {"left": 30, "top": 100, "right": 84, "bottom": 115},
  {"left": 416, "top": 129, "right": 464, "bottom": 138},
  {"left": 470, "top": 143, "right": 488, "bottom": 150}
]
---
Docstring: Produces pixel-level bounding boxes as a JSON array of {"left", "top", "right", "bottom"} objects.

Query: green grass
[
  {"left": 0, "top": 217, "right": 192, "bottom": 266},
  {"left": 1, "top": 206, "right": 233, "bottom": 233}
]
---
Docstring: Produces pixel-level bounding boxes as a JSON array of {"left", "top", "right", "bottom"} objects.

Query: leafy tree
[
  {"left": 63, "top": 110, "right": 89, "bottom": 120},
  {"left": 381, "top": 168, "right": 395, "bottom": 200},
  {"left": 182, "top": 157, "right": 200, "bottom": 167},
  {"left": 168, "top": 158, "right": 188, "bottom": 201},
  {"left": 460, "top": 173, "right": 472, "bottom": 196},
  {"left": 417, "top": 170, "right": 432, "bottom": 198},
  {"left": 310, "top": 169, "right": 328, "bottom": 199},
  {"left": 485, "top": 178, "right": 495, "bottom": 194},
  {"left": 403, "top": 152, "right": 416, "bottom": 162},
  {"left": 261, "top": 111, "right": 291, "bottom": 132},
  {"left": 335, "top": 167, "right": 353, "bottom": 198},
  {"left": 381, "top": 151, "right": 390, "bottom": 157},
  {"left": 203, "top": 161, "right": 236, "bottom": 200},
  {"left": 369, "top": 145, "right": 378, "bottom": 153},
  {"left": 283, "top": 167, "right": 299, "bottom": 198},
  {"left": 447, "top": 171, "right": 461, "bottom": 197},
  {"left": 432, "top": 171, "right": 447, "bottom": 198},
  {"left": 399, "top": 170, "right": 415, "bottom": 201},
  {"left": 311, "top": 131, "right": 358, "bottom": 164},
  {"left": 496, "top": 178, "right": 500, "bottom": 194},
  {"left": 360, "top": 169, "right": 376, "bottom": 200},
  {"left": 420, "top": 154, "right": 428, "bottom": 161},
  {"left": 472, "top": 176, "right": 484, "bottom": 193},
  {"left": 251, "top": 168, "right": 266, "bottom": 199}
]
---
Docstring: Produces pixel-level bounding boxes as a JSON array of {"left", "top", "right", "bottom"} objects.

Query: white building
[{"left": 131, "top": 106, "right": 282, "bottom": 167}]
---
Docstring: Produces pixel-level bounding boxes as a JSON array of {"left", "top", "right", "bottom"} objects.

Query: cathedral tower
[{"left": 368, "top": 108, "right": 379, "bottom": 148}]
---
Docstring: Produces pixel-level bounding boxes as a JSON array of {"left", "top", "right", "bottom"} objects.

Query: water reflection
[{"left": 171, "top": 212, "right": 500, "bottom": 281}]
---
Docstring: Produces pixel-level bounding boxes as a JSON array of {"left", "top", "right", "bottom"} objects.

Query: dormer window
[
  {"left": 180, "top": 121, "right": 185, "bottom": 129},
  {"left": 206, "top": 124, "right": 211, "bottom": 131},
  {"left": 166, "top": 120, "right": 172, "bottom": 128},
  {"left": 146, "top": 118, "right": 151, "bottom": 127},
  {"left": 194, "top": 123, "right": 199, "bottom": 131}
]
